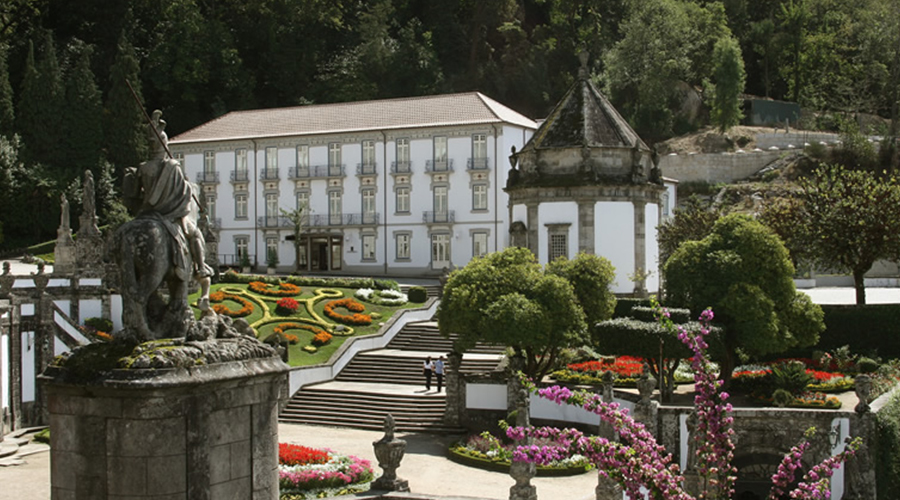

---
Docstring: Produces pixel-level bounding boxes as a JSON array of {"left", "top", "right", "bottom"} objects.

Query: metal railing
[
  {"left": 308, "top": 213, "right": 380, "bottom": 227},
  {"left": 259, "top": 168, "right": 280, "bottom": 180},
  {"left": 467, "top": 157, "right": 490, "bottom": 170},
  {"left": 426, "top": 159, "right": 453, "bottom": 173},
  {"left": 391, "top": 161, "right": 412, "bottom": 174},
  {"left": 257, "top": 216, "right": 291, "bottom": 228},
  {"left": 423, "top": 211, "right": 454, "bottom": 223},
  {"left": 196, "top": 171, "right": 220, "bottom": 183},
  {"left": 356, "top": 163, "right": 378, "bottom": 175},
  {"left": 230, "top": 170, "right": 249, "bottom": 182}
]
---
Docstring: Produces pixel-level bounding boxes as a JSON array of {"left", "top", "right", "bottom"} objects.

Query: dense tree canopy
[
  {"left": 664, "top": 214, "right": 824, "bottom": 382},
  {"left": 1, "top": 0, "right": 899, "bottom": 248},
  {"left": 437, "top": 247, "right": 590, "bottom": 379},
  {"left": 546, "top": 252, "right": 617, "bottom": 327}
]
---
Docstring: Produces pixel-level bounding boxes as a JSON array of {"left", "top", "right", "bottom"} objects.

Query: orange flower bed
[
  {"left": 312, "top": 331, "right": 333, "bottom": 346},
  {"left": 276, "top": 322, "right": 328, "bottom": 338},
  {"left": 249, "top": 281, "right": 301, "bottom": 297},
  {"left": 323, "top": 298, "right": 372, "bottom": 326},
  {"left": 210, "top": 291, "right": 255, "bottom": 317}
]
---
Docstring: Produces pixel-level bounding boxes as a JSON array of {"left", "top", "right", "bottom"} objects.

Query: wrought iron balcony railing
[
  {"left": 230, "top": 170, "right": 249, "bottom": 182},
  {"left": 467, "top": 157, "right": 490, "bottom": 170},
  {"left": 423, "top": 211, "right": 455, "bottom": 223},
  {"left": 196, "top": 171, "right": 220, "bottom": 183},
  {"left": 257, "top": 216, "right": 291, "bottom": 228},
  {"left": 391, "top": 161, "right": 412, "bottom": 174},
  {"left": 425, "top": 159, "right": 453, "bottom": 173},
  {"left": 356, "top": 163, "right": 378, "bottom": 176},
  {"left": 259, "top": 168, "right": 280, "bottom": 180},
  {"left": 308, "top": 213, "right": 380, "bottom": 227}
]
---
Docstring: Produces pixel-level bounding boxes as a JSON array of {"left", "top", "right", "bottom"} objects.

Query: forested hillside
[{"left": 0, "top": 0, "right": 898, "bottom": 249}]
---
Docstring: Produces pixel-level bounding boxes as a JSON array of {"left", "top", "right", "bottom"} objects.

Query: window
[
  {"left": 471, "top": 134, "right": 488, "bottom": 169},
  {"left": 296, "top": 191, "right": 309, "bottom": 211},
  {"left": 396, "top": 187, "right": 410, "bottom": 214},
  {"left": 235, "top": 194, "right": 248, "bottom": 219},
  {"left": 549, "top": 233, "right": 567, "bottom": 261},
  {"left": 328, "top": 190, "right": 342, "bottom": 225},
  {"left": 472, "top": 184, "right": 488, "bottom": 211},
  {"left": 362, "top": 234, "right": 376, "bottom": 261},
  {"left": 298, "top": 241, "right": 307, "bottom": 268},
  {"left": 235, "top": 237, "right": 249, "bottom": 261},
  {"left": 266, "top": 147, "right": 277, "bottom": 169},
  {"left": 235, "top": 149, "right": 248, "bottom": 181},
  {"left": 433, "top": 136, "right": 447, "bottom": 165},
  {"left": 205, "top": 195, "right": 216, "bottom": 220},
  {"left": 431, "top": 233, "right": 450, "bottom": 267},
  {"left": 266, "top": 237, "right": 278, "bottom": 265},
  {"left": 362, "top": 140, "right": 376, "bottom": 166},
  {"left": 329, "top": 143, "right": 341, "bottom": 167},
  {"left": 434, "top": 185, "right": 448, "bottom": 221},
  {"left": 265, "top": 193, "right": 278, "bottom": 226},
  {"left": 396, "top": 233, "right": 410, "bottom": 260},
  {"left": 297, "top": 145, "right": 309, "bottom": 168},
  {"left": 473, "top": 232, "right": 488, "bottom": 257},
  {"left": 173, "top": 152, "right": 184, "bottom": 167},
  {"left": 396, "top": 138, "right": 410, "bottom": 170},
  {"left": 362, "top": 189, "right": 376, "bottom": 223},
  {"left": 203, "top": 151, "right": 215, "bottom": 173}
]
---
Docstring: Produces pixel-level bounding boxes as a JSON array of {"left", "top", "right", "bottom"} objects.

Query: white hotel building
[{"left": 169, "top": 92, "right": 538, "bottom": 278}]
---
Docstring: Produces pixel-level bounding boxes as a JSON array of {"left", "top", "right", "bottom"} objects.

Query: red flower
[{"left": 278, "top": 443, "right": 329, "bottom": 466}]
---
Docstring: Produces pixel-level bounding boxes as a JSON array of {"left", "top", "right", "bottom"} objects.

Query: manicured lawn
[{"left": 189, "top": 281, "right": 420, "bottom": 367}]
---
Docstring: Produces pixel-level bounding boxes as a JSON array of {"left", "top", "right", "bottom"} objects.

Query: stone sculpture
[
  {"left": 114, "top": 110, "right": 213, "bottom": 341},
  {"left": 372, "top": 414, "right": 409, "bottom": 492}
]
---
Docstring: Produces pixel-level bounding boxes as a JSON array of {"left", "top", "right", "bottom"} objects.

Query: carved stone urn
[{"left": 372, "top": 414, "right": 410, "bottom": 492}]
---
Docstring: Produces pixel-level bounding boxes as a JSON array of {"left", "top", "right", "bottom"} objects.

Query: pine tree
[
  {"left": 17, "top": 33, "right": 64, "bottom": 168},
  {"left": 0, "top": 45, "right": 14, "bottom": 137},
  {"left": 104, "top": 31, "right": 146, "bottom": 177},
  {"left": 63, "top": 41, "right": 104, "bottom": 180},
  {"left": 708, "top": 36, "right": 746, "bottom": 133}
]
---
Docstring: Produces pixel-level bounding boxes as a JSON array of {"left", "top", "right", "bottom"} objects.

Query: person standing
[
  {"left": 435, "top": 356, "right": 445, "bottom": 392},
  {"left": 423, "top": 356, "right": 434, "bottom": 391}
]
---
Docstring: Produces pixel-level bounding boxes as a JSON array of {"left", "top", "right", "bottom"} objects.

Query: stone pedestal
[{"left": 41, "top": 353, "right": 289, "bottom": 500}]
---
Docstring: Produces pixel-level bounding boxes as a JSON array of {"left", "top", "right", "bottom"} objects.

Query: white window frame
[
  {"left": 395, "top": 232, "right": 411, "bottom": 260},
  {"left": 362, "top": 233, "right": 376, "bottom": 261},
  {"left": 265, "top": 193, "right": 279, "bottom": 220},
  {"left": 235, "top": 148, "right": 247, "bottom": 175},
  {"left": 235, "top": 193, "right": 248, "bottom": 219},
  {"left": 396, "top": 186, "right": 410, "bottom": 214},
  {"left": 431, "top": 233, "right": 450, "bottom": 268},
  {"left": 473, "top": 134, "right": 487, "bottom": 159},
  {"left": 473, "top": 231, "right": 489, "bottom": 258},
  {"left": 296, "top": 145, "right": 309, "bottom": 168},
  {"left": 205, "top": 194, "right": 216, "bottom": 220},
  {"left": 434, "top": 185, "right": 448, "bottom": 217},
  {"left": 362, "top": 189, "right": 376, "bottom": 217},
  {"left": 472, "top": 183, "right": 488, "bottom": 211},
  {"left": 266, "top": 147, "right": 277, "bottom": 170},
  {"left": 362, "top": 140, "right": 376, "bottom": 166},
  {"left": 434, "top": 136, "right": 448, "bottom": 163},
  {"left": 235, "top": 236, "right": 249, "bottom": 261},
  {"left": 203, "top": 151, "right": 215, "bottom": 174},
  {"left": 328, "top": 143, "right": 342, "bottom": 167},
  {"left": 296, "top": 191, "right": 309, "bottom": 211},
  {"left": 396, "top": 138, "right": 410, "bottom": 164},
  {"left": 328, "top": 190, "right": 342, "bottom": 225}
]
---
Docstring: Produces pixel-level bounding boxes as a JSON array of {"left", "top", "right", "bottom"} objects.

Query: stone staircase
[{"left": 279, "top": 321, "right": 505, "bottom": 433}]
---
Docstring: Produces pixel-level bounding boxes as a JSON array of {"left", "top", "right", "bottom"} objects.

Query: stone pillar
[
  {"left": 633, "top": 365, "right": 659, "bottom": 437},
  {"left": 509, "top": 383, "right": 536, "bottom": 500},
  {"left": 444, "top": 351, "right": 463, "bottom": 427},
  {"left": 632, "top": 200, "right": 648, "bottom": 297},
  {"left": 596, "top": 371, "right": 622, "bottom": 500},
  {"left": 577, "top": 200, "right": 595, "bottom": 254},
  {"left": 54, "top": 194, "right": 77, "bottom": 275},
  {"left": 526, "top": 203, "right": 539, "bottom": 257},
  {"left": 41, "top": 353, "right": 289, "bottom": 500}
]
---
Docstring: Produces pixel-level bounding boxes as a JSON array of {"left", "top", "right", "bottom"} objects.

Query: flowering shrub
[
  {"left": 355, "top": 287, "right": 409, "bottom": 306},
  {"left": 276, "top": 297, "right": 300, "bottom": 315},
  {"left": 732, "top": 363, "right": 853, "bottom": 395},
  {"left": 568, "top": 356, "right": 644, "bottom": 377},
  {"left": 450, "top": 429, "right": 591, "bottom": 471},
  {"left": 278, "top": 445, "right": 373, "bottom": 494},
  {"left": 279, "top": 444, "right": 329, "bottom": 466},
  {"left": 323, "top": 298, "right": 372, "bottom": 326},
  {"left": 312, "top": 331, "right": 332, "bottom": 346},
  {"left": 209, "top": 291, "right": 254, "bottom": 317},
  {"left": 249, "top": 281, "right": 301, "bottom": 297},
  {"left": 508, "top": 307, "right": 862, "bottom": 500}
]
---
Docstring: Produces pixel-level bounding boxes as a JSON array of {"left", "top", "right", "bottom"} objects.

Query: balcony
[
  {"left": 308, "top": 213, "right": 380, "bottom": 227},
  {"left": 196, "top": 171, "right": 219, "bottom": 184},
  {"left": 356, "top": 163, "right": 378, "bottom": 176},
  {"left": 259, "top": 168, "right": 280, "bottom": 180},
  {"left": 289, "top": 166, "right": 310, "bottom": 179},
  {"left": 257, "top": 216, "right": 291, "bottom": 228},
  {"left": 423, "top": 211, "right": 455, "bottom": 224},
  {"left": 230, "top": 170, "right": 250, "bottom": 182},
  {"left": 391, "top": 161, "right": 412, "bottom": 174},
  {"left": 425, "top": 159, "right": 453, "bottom": 173},
  {"left": 291, "top": 164, "right": 346, "bottom": 179},
  {"left": 467, "top": 157, "right": 490, "bottom": 170}
]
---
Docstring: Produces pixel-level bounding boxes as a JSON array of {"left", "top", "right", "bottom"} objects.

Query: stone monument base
[{"left": 41, "top": 341, "right": 288, "bottom": 500}]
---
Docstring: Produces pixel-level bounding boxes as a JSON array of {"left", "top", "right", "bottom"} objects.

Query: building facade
[{"left": 170, "top": 93, "right": 537, "bottom": 277}]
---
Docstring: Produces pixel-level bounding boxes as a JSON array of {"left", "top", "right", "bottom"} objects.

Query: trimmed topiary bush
[
  {"left": 407, "top": 286, "right": 428, "bottom": 303},
  {"left": 877, "top": 390, "right": 900, "bottom": 499},
  {"left": 629, "top": 306, "right": 691, "bottom": 324}
]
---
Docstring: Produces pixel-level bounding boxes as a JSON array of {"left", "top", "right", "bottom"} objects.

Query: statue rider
[{"left": 124, "top": 110, "right": 213, "bottom": 312}]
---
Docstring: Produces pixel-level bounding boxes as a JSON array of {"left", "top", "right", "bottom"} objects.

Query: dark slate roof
[{"left": 525, "top": 75, "right": 649, "bottom": 151}]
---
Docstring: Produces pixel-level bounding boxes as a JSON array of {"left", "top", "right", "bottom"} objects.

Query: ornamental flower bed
[
  {"left": 449, "top": 429, "right": 591, "bottom": 476},
  {"left": 209, "top": 291, "right": 254, "bottom": 317},
  {"left": 323, "top": 298, "right": 372, "bottom": 326},
  {"left": 278, "top": 443, "right": 373, "bottom": 498},
  {"left": 249, "top": 281, "right": 301, "bottom": 297},
  {"left": 551, "top": 355, "right": 660, "bottom": 386},
  {"left": 732, "top": 363, "right": 853, "bottom": 394},
  {"left": 276, "top": 297, "right": 300, "bottom": 315},
  {"left": 311, "top": 331, "right": 332, "bottom": 347},
  {"left": 355, "top": 288, "right": 409, "bottom": 306}
]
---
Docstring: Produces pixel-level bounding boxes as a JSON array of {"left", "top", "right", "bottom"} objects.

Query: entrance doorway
[{"left": 307, "top": 235, "right": 343, "bottom": 272}]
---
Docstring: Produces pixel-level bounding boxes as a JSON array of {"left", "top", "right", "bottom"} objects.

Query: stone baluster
[
  {"left": 854, "top": 374, "right": 871, "bottom": 414},
  {"left": 633, "top": 362, "right": 659, "bottom": 437},
  {"left": 596, "top": 370, "right": 622, "bottom": 500},
  {"left": 509, "top": 385, "right": 536, "bottom": 500},
  {"left": 372, "top": 414, "right": 410, "bottom": 492},
  {"left": 444, "top": 351, "right": 463, "bottom": 427}
]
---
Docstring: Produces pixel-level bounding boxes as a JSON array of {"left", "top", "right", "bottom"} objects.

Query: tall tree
[
  {"left": 0, "top": 45, "right": 13, "bottom": 137},
  {"left": 665, "top": 214, "right": 824, "bottom": 382},
  {"left": 708, "top": 36, "right": 746, "bottom": 132},
  {"left": 778, "top": 0, "right": 808, "bottom": 103},
  {"left": 17, "top": 33, "right": 64, "bottom": 169},
  {"left": 104, "top": 31, "right": 146, "bottom": 176},
  {"left": 546, "top": 252, "right": 617, "bottom": 327},
  {"left": 437, "top": 247, "right": 588, "bottom": 379},
  {"left": 62, "top": 41, "right": 103, "bottom": 180}
]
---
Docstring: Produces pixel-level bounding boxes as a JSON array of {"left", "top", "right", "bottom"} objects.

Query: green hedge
[
  {"left": 630, "top": 305, "right": 691, "bottom": 324},
  {"left": 877, "top": 390, "right": 900, "bottom": 499},
  {"left": 613, "top": 298, "right": 652, "bottom": 318},
  {"left": 221, "top": 270, "right": 377, "bottom": 289},
  {"left": 593, "top": 317, "right": 724, "bottom": 360},
  {"left": 818, "top": 304, "right": 900, "bottom": 360}
]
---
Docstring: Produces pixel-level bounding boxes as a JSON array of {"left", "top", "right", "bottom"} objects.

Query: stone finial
[
  {"left": 637, "top": 363, "right": 657, "bottom": 405},
  {"left": 578, "top": 50, "right": 589, "bottom": 79},
  {"left": 855, "top": 374, "right": 872, "bottom": 414},
  {"left": 372, "top": 414, "right": 409, "bottom": 492},
  {"left": 2, "top": 261, "right": 10, "bottom": 275}
]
